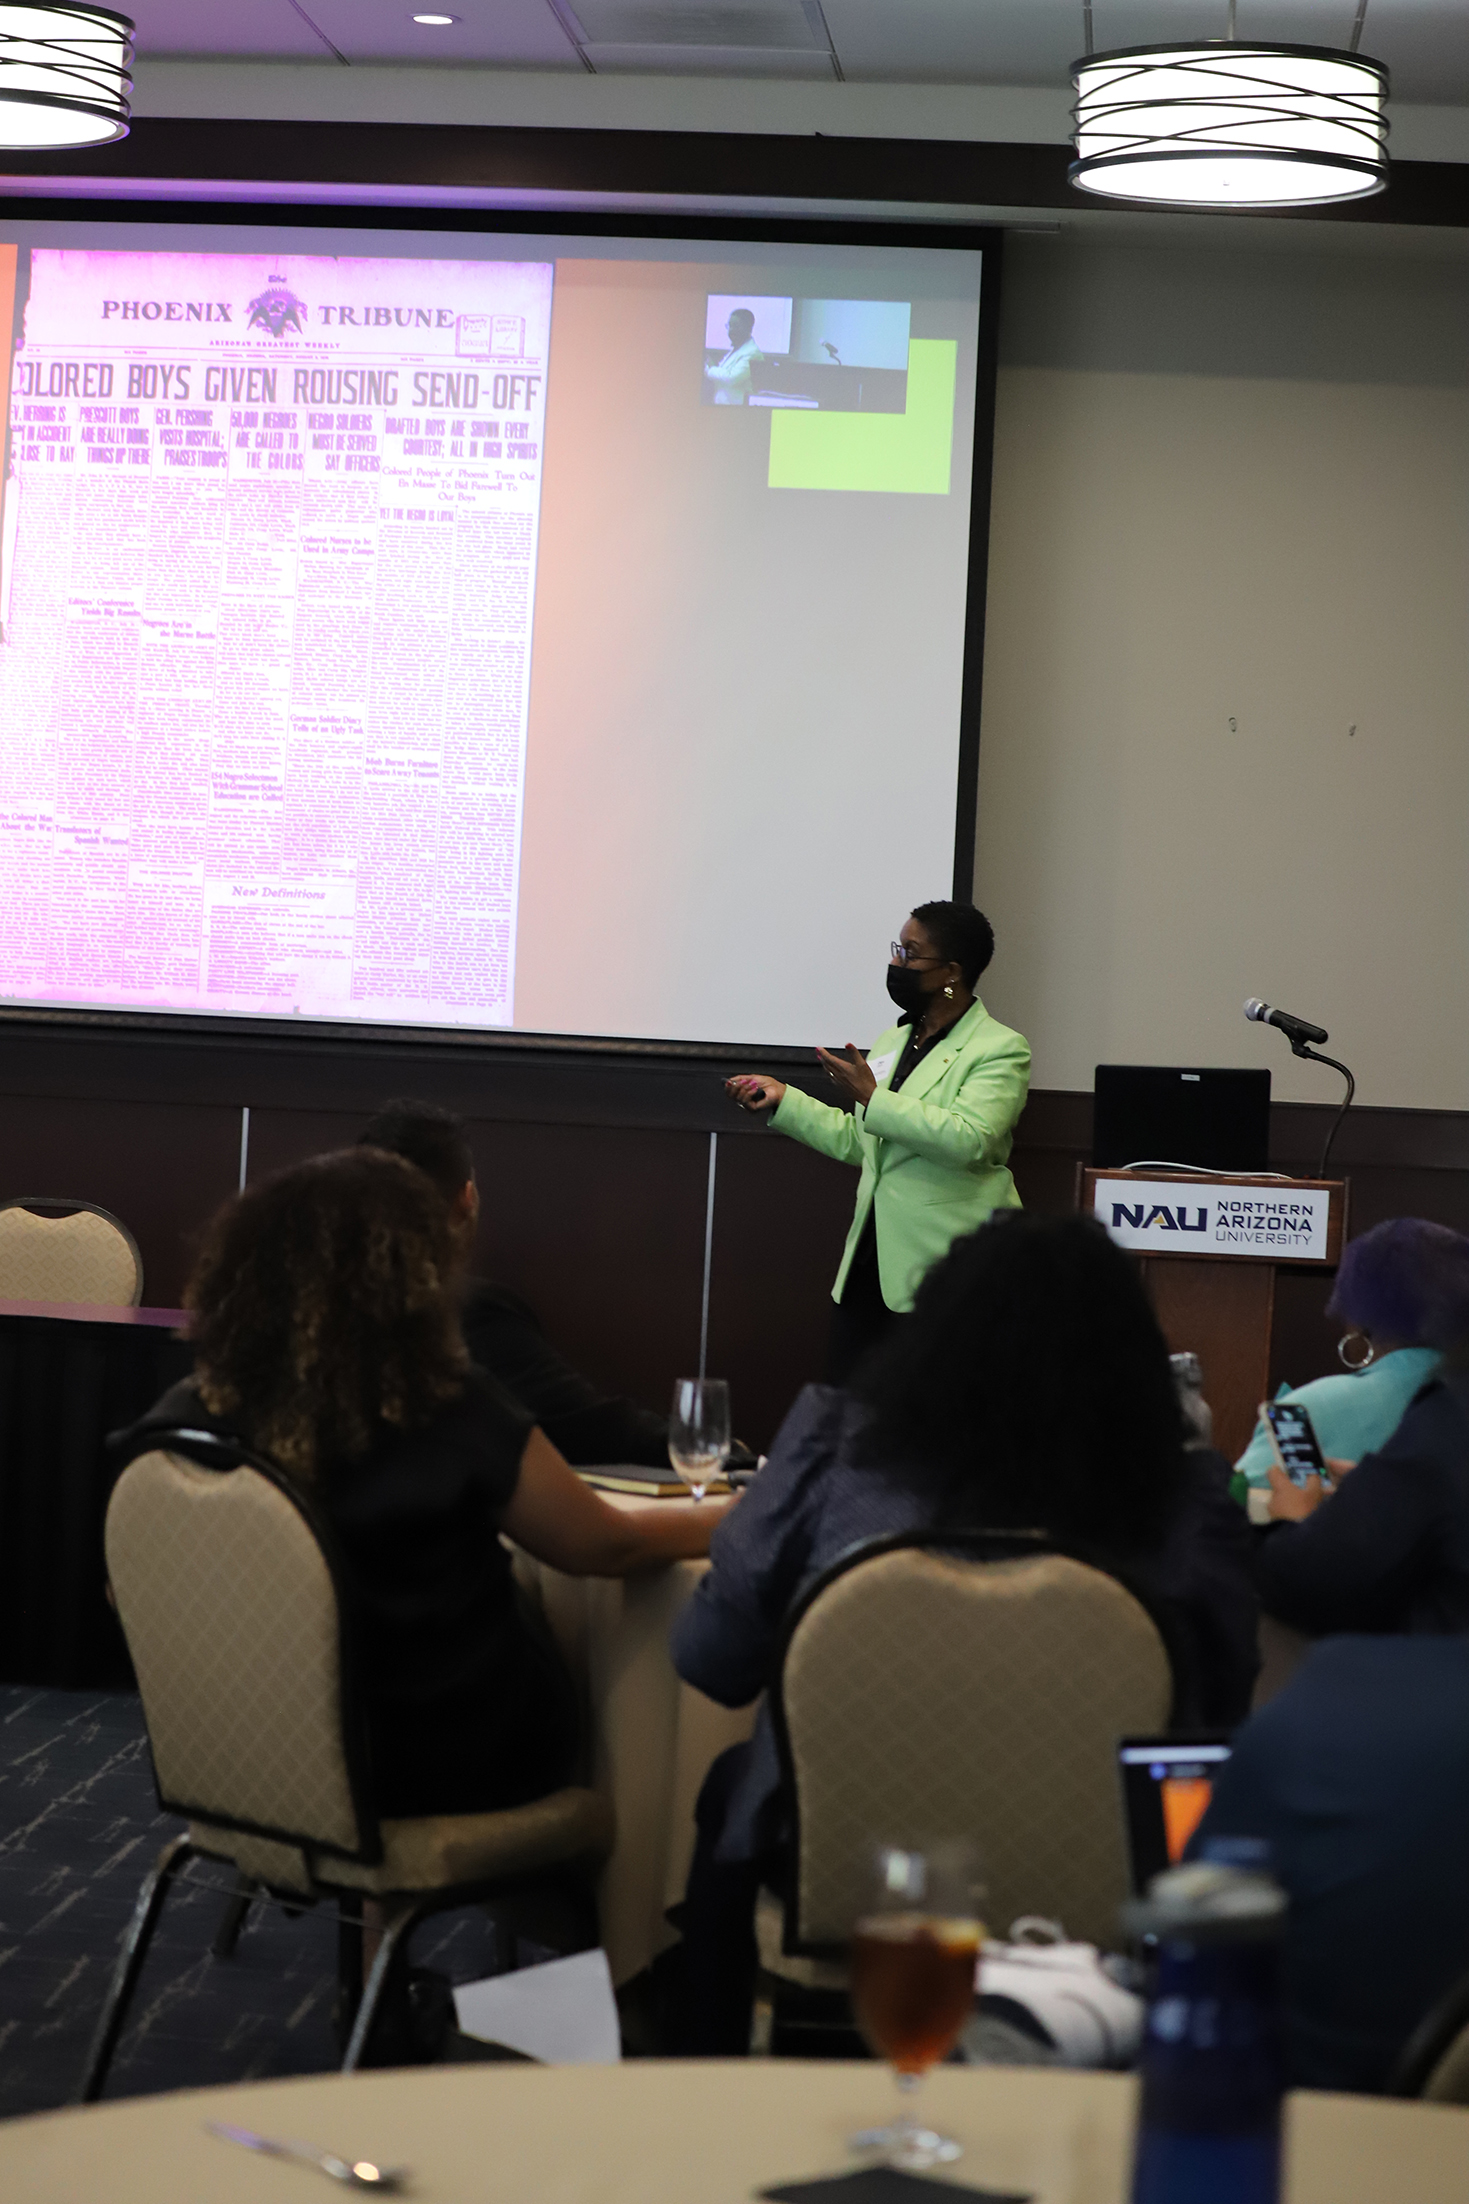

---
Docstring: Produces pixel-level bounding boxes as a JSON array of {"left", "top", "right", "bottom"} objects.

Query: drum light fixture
[
  {"left": 1070, "top": 3, "right": 1388, "bottom": 209},
  {"left": 0, "top": 4, "right": 132, "bottom": 149}
]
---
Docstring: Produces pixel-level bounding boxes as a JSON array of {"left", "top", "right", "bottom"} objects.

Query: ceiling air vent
[{"left": 564, "top": 0, "right": 821, "bottom": 46}]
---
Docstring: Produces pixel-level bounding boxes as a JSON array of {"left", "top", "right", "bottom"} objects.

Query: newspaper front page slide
[{"left": 0, "top": 247, "right": 552, "bottom": 1028}]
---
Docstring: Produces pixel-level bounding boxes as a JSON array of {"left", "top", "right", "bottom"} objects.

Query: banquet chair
[
  {"left": 79, "top": 1430, "right": 611, "bottom": 2102},
  {"left": 0, "top": 1195, "right": 143, "bottom": 1306},
  {"left": 764, "top": 1531, "right": 1177, "bottom": 2050},
  {"left": 1389, "top": 1966, "right": 1469, "bottom": 2104}
]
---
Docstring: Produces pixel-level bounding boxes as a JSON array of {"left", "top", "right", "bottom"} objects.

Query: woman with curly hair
[
  {"left": 667, "top": 1209, "right": 1257, "bottom": 2052},
  {"left": 120, "top": 1147, "right": 728, "bottom": 1820}
]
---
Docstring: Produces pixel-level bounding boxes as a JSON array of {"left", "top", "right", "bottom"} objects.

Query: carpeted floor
[{"left": 0, "top": 1685, "right": 506, "bottom": 2119}]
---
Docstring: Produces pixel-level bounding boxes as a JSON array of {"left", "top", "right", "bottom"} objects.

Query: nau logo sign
[
  {"left": 1112, "top": 1203, "right": 1207, "bottom": 1233},
  {"left": 1093, "top": 1177, "right": 1330, "bottom": 1261}
]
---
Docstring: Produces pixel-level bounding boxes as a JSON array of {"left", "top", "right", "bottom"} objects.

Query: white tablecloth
[
  {"left": 514, "top": 1509, "right": 758, "bottom": 1985},
  {"left": 4, "top": 2061, "right": 1466, "bottom": 2204}
]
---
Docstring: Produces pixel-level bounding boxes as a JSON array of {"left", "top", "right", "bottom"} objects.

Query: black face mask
[{"left": 885, "top": 963, "right": 929, "bottom": 1016}]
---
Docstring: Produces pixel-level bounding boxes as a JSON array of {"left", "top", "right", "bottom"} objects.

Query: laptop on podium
[{"left": 1092, "top": 1065, "right": 1271, "bottom": 1173}]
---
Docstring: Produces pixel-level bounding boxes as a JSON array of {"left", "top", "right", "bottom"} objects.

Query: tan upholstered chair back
[
  {"left": 1424, "top": 2022, "right": 1469, "bottom": 2104},
  {"left": 0, "top": 1198, "right": 142, "bottom": 1305},
  {"left": 106, "top": 1448, "right": 371, "bottom": 1867},
  {"left": 777, "top": 1545, "right": 1173, "bottom": 1951}
]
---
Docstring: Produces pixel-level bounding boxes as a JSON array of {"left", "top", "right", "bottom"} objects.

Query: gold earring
[{"left": 944, "top": 984, "right": 954, "bottom": 998}]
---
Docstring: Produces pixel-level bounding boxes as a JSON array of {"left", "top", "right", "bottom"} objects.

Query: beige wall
[{"left": 975, "top": 232, "right": 1469, "bottom": 1111}]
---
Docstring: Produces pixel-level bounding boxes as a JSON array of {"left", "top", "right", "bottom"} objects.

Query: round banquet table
[
  {"left": 2, "top": 2061, "right": 1466, "bottom": 2204},
  {"left": 513, "top": 1495, "right": 758, "bottom": 1986}
]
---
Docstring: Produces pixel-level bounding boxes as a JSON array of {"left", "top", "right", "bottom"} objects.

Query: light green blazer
[{"left": 771, "top": 997, "right": 1032, "bottom": 1313}]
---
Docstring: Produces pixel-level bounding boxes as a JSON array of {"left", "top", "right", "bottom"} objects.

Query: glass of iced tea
[{"left": 848, "top": 1843, "right": 983, "bottom": 2168}]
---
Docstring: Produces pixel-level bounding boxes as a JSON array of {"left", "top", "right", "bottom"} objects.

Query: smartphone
[{"left": 1263, "top": 1399, "right": 1327, "bottom": 1486}]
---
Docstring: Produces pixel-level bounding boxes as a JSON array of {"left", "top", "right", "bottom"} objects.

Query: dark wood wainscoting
[
  {"left": 0, "top": 1023, "right": 854, "bottom": 1450},
  {"left": 1, "top": 1021, "right": 1465, "bottom": 1451}
]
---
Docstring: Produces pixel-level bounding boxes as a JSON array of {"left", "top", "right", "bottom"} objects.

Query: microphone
[
  {"left": 1244, "top": 997, "right": 1355, "bottom": 1178},
  {"left": 1244, "top": 997, "right": 1329, "bottom": 1048}
]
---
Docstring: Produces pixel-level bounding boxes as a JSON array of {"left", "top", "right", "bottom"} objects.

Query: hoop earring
[{"left": 1338, "top": 1331, "right": 1375, "bottom": 1372}]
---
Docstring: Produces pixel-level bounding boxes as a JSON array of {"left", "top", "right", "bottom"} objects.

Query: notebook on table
[{"left": 577, "top": 1464, "right": 733, "bottom": 1499}]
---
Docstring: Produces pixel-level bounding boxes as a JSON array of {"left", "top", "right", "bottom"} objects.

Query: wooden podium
[{"left": 1079, "top": 1168, "right": 1349, "bottom": 1462}]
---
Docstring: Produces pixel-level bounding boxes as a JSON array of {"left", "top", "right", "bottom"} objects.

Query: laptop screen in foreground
[{"left": 1119, "top": 1737, "right": 1234, "bottom": 1893}]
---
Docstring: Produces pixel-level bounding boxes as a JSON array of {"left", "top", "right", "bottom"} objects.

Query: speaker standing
[{"left": 727, "top": 901, "right": 1031, "bottom": 1380}]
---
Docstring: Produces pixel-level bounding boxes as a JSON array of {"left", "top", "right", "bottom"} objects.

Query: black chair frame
[{"left": 80, "top": 1426, "right": 598, "bottom": 2101}]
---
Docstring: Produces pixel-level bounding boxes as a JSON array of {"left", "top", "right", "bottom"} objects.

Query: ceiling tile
[
  {"left": 1095, "top": 0, "right": 1469, "bottom": 106},
  {"left": 822, "top": 0, "right": 1078, "bottom": 84},
  {"left": 1240, "top": 0, "right": 1469, "bottom": 104},
  {"left": 111, "top": 0, "right": 1469, "bottom": 105},
  {"left": 822, "top": 0, "right": 1469, "bottom": 104},
  {"left": 132, "top": 0, "right": 329, "bottom": 56},
  {"left": 307, "top": 0, "right": 581, "bottom": 66}
]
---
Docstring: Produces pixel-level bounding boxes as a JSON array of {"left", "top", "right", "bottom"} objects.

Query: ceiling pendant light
[
  {"left": 0, "top": 5, "right": 133, "bottom": 150},
  {"left": 1070, "top": 0, "right": 1388, "bottom": 210}
]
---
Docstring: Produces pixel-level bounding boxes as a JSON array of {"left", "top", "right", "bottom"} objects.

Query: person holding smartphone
[
  {"left": 1256, "top": 1398, "right": 1357, "bottom": 1528},
  {"left": 1233, "top": 1218, "right": 1469, "bottom": 1515},
  {"left": 1259, "top": 1374, "right": 1469, "bottom": 1638},
  {"left": 725, "top": 901, "right": 1030, "bottom": 1380}
]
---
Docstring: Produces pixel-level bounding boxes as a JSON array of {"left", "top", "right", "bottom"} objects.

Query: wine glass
[
  {"left": 849, "top": 1842, "right": 984, "bottom": 2169},
  {"left": 668, "top": 1377, "right": 731, "bottom": 1501}
]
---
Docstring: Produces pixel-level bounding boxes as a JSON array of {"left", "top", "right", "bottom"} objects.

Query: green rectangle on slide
[{"left": 767, "top": 338, "right": 957, "bottom": 494}]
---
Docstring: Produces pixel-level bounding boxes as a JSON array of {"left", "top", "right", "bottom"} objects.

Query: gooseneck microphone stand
[{"left": 1290, "top": 1039, "right": 1356, "bottom": 1179}]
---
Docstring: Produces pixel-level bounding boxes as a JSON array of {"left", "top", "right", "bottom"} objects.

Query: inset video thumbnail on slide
[{"left": 701, "top": 294, "right": 911, "bottom": 413}]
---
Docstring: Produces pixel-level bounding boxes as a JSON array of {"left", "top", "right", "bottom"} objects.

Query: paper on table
[{"left": 452, "top": 1948, "right": 622, "bottom": 2065}]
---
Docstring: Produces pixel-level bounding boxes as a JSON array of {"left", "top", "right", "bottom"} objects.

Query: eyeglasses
[{"left": 890, "top": 941, "right": 940, "bottom": 966}]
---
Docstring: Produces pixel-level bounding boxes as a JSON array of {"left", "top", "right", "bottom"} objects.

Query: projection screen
[{"left": 0, "top": 219, "right": 994, "bottom": 1051}]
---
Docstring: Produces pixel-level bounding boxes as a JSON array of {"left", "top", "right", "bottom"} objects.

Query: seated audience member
[
  {"left": 116, "top": 1148, "right": 726, "bottom": 1820},
  {"left": 668, "top": 1210, "right": 1259, "bottom": 2053},
  {"left": 358, "top": 1098, "right": 672, "bottom": 1470},
  {"left": 1234, "top": 1218, "right": 1469, "bottom": 1504},
  {"left": 1190, "top": 1634, "right": 1469, "bottom": 2093},
  {"left": 1261, "top": 1252, "right": 1469, "bottom": 1638}
]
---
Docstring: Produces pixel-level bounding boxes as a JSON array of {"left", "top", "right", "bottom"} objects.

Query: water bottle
[{"left": 1124, "top": 1849, "right": 1287, "bottom": 2204}]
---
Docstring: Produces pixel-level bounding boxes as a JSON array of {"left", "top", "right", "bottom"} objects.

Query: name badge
[{"left": 867, "top": 1049, "right": 898, "bottom": 1085}]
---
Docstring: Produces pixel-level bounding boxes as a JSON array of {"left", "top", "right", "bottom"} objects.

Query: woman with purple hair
[
  {"left": 1236, "top": 1218, "right": 1469, "bottom": 1505},
  {"left": 1254, "top": 1217, "right": 1469, "bottom": 1637}
]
